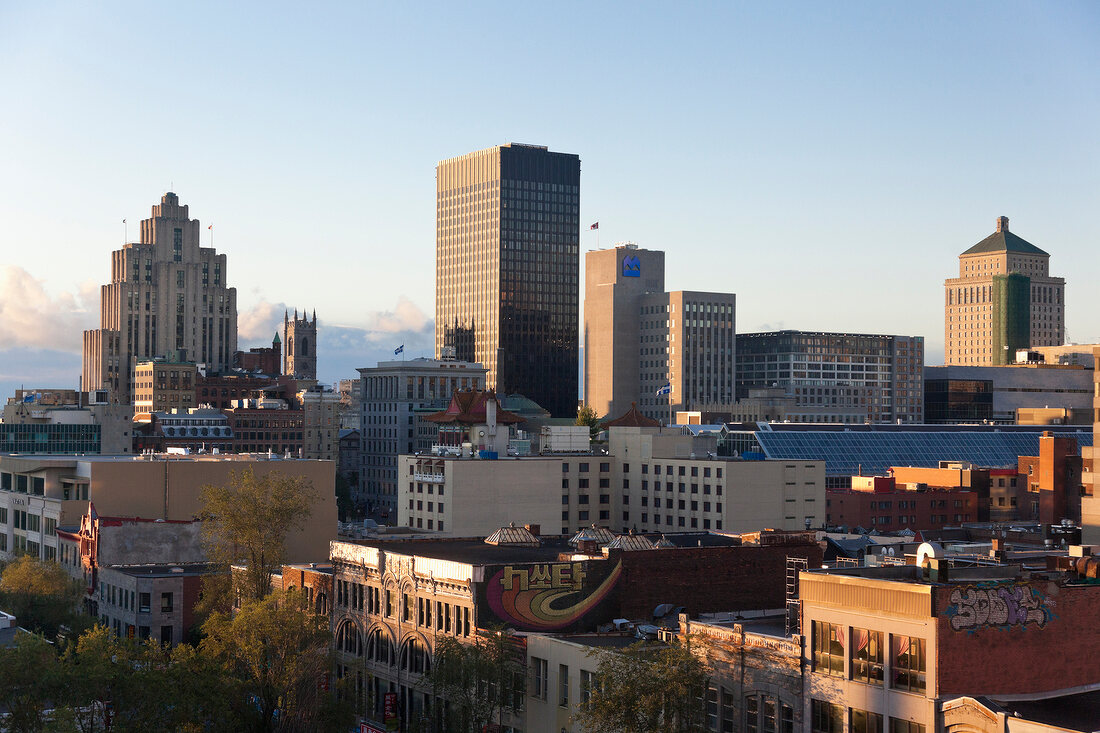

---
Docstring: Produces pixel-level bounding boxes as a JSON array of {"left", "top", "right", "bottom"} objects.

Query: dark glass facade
[
  {"left": 437, "top": 144, "right": 579, "bottom": 417},
  {"left": 924, "top": 379, "right": 994, "bottom": 423}
]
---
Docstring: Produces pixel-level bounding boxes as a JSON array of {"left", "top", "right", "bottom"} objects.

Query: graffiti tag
[{"left": 947, "top": 583, "right": 1053, "bottom": 632}]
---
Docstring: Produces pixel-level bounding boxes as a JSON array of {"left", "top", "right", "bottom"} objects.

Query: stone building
[
  {"left": 945, "top": 216, "right": 1065, "bottom": 366},
  {"left": 283, "top": 309, "right": 318, "bottom": 380},
  {"left": 131, "top": 359, "right": 197, "bottom": 416},
  {"left": 82, "top": 193, "right": 238, "bottom": 402}
]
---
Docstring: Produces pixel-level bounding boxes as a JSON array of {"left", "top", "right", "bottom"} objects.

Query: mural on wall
[
  {"left": 946, "top": 582, "right": 1055, "bottom": 633},
  {"left": 478, "top": 560, "right": 622, "bottom": 632}
]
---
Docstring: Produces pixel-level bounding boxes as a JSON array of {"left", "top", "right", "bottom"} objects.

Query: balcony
[{"left": 413, "top": 473, "right": 444, "bottom": 483}]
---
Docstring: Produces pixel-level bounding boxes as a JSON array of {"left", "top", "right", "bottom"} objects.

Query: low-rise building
[
  {"left": 131, "top": 359, "right": 197, "bottom": 417},
  {"left": 925, "top": 364, "right": 1093, "bottom": 424},
  {"left": 826, "top": 475, "right": 979, "bottom": 534},
  {"left": 300, "top": 388, "right": 340, "bottom": 461},
  {"left": 95, "top": 562, "right": 212, "bottom": 645},
  {"left": 2, "top": 397, "right": 133, "bottom": 455},
  {"left": 0, "top": 453, "right": 336, "bottom": 564},
  {"left": 224, "top": 399, "right": 303, "bottom": 456}
]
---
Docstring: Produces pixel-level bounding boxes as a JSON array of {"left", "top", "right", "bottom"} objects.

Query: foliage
[
  {"left": 198, "top": 466, "right": 317, "bottom": 606},
  {"left": 576, "top": 404, "right": 601, "bottom": 438},
  {"left": 0, "top": 632, "right": 63, "bottom": 732},
  {"left": 575, "top": 637, "right": 710, "bottom": 733},
  {"left": 0, "top": 555, "right": 87, "bottom": 638},
  {"left": 421, "top": 630, "right": 526, "bottom": 733},
  {"left": 201, "top": 588, "right": 352, "bottom": 732}
]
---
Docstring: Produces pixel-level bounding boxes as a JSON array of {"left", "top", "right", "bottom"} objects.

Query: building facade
[
  {"left": 1, "top": 399, "right": 132, "bottom": 455},
  {"left": 435, "top": 143, "right": 580, "bottom": 417},
  {"left": 736, "top": 331, "right": 924, "bottom": 424},
  {"left": 82, "top": 193, "right": 238, "bottom": 402},
  {"left": 357, "top": 358, "right": 486, "bottom": 515},
  {"left": 132, "top": 359, "right": 197, "bottom": 416},
  {"left": 945, "top": 216, "right": 1065, "bottom": 366},
  {"left": 399, "top": 425, "right": 824, "bottom": 537},
  {"left": 924, "top": 364, "right": 1093, "bottom": 424}
]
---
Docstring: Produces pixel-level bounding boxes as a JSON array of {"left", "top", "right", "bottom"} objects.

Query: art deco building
[
  {"left": 435, "top": 144, "right": 580, "bottom": 417},
  {"left": 82, "top": 193, "right": 237, "bottom": 402},
  {"left": 944, "top": 216, "right": 1064, "bottom": 365}
]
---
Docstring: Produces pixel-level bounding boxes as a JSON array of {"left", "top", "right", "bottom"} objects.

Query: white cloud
[
  {"left": 0, "top": 266, "right": 97, "bottom": 352},
  {"left": 237, "top": 299, "right": 288, "bottom": 344},
  {"left": 362, "top": 296, "right": 430, "bottom": 335}
]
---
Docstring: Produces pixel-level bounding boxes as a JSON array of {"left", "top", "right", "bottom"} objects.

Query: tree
[
  {"left": 200, "top": 588, "right": 352, "bottom": 733},
  {"left": 198, "top": 467, "right": 318, "bottom": 606},
  {"left": 0, "top": 555, "right": 86, "bottom": 638},
  {"left": 0, "top": 632, "right": 64, "bottom": 732},
  {"left": 576, "top": 404, "right": 601, "bottom": 439},
  {"left": 575, "top": 638, "right": 710, "bottom": 733},
  {"left": 421, "top": 630, "right": 526, "bottom": 733}
]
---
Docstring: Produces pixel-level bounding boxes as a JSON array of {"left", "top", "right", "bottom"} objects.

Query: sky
[{"left": 1, "top": 2, "right": 1098, "bottom": 400}]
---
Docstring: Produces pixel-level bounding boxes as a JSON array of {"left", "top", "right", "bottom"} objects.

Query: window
[
  {"left": 139, "top": 593, "right": 151, "bottom": 612},
  {"left": 532, "top": 657, "right": 548, "bottom": 700},
  {"left": 811, "top": 700, "right": 843, "bottom": 733},
  {"left": 812, "top": 621, "right": 844, "bottom": 676},
  {"left": 558, "top": 664, "right": 569, "bottom": 706},
  {"left": 889, "top": 720, "right": 925, "bottom": 733},
  {"left": 580, "top": 669, "right": 595, "bottom": 704},
  {"left": 161, "top": 592, "right": 174, "bottom": 613},
  {"left": 891, "top": 636, "right": 925, "bottom": 693},
  {"left": 851, "top": 628, "right": 883, "bottom": 685},
  {"left": 851, "top": 709, "right": 883, "bottom": 733}
]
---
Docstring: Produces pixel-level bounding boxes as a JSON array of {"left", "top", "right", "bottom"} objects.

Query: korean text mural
[{"left": 479, "top": 560, "right": 622, "bottom": 631}]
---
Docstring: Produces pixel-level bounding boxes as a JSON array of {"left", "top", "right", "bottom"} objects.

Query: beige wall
[{"left": 525, "top": 634, "right": 602, "bottom": 733}]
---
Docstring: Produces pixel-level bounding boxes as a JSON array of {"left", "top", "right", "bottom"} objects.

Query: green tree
[
  {"left": 0, "top": 555, "right": 86, "bottom": 638},
  {"left": 0, "top": 632, "right": 64, "bottom": 733},
  {"left": 421, "top": 630, "right": 525, "bottom": 733},
  {"left": 200, "top": 588, "right": 352, "bottom": 733},
  {"left": 198, "top": 467, "right": 318, "bottom": 608},
  {"left": 576, "top": 404, "right": 601, "bottom": 439},
  {"left": 575, "top": 638, "right": 710, "bottom": 733}
]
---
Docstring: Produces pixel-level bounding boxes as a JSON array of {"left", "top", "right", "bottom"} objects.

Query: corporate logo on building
[{"left": 622, "top": 255, "right": 641, "bottom": 277}]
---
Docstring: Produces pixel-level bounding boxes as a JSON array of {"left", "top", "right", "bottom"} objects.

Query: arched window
[
  {"left": 335, "top": 620, "right": 363, "bottom": 657},
  {"left": 300, "top": 337, "right": 309, "bottom": 357},
  {"left": 400, "top": 637, "right": 431, "bottom": 674},
  {"left": 366, "top": 628, "right": 395, "bottom": 666}
]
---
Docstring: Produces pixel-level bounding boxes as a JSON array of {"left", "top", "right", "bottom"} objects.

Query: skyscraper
[
  {"left": 583, "top": 244, "right": 737, "bottom": 421},
  {"left": 944, "top": 216, "right": 1065, "bottom": 365},
  {"left": 82, "top": 193, "right": 237, "bottom": 402},
  {"left": 435, "top": 144, "right": 580, "bottom": 417}
]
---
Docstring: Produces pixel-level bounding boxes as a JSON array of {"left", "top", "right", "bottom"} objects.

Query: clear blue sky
[{"left": 1, "top": 1, "right": 1098, "bottom": 398}]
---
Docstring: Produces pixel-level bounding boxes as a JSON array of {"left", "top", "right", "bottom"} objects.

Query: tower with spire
[{"left": 283, "top": 308, "right": 318, "bottom": 379}]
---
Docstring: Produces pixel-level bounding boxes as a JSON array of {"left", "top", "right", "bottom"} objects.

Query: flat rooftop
[
  {"left": 105, "top": 563, "right": 216, "bottom": 578},
  {"left": 995, "top": 690, "right": 1100, "bottom": 731},
  {"left": 349, "top": 532, "right": 741, "bottom": 566}
]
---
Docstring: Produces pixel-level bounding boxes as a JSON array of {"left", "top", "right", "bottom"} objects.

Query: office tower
[
  {"left": 736, "top": 331, "right": 924, "bottom": 423},
  {"left": 583, "top": 244, "right": 666, "bottom": 419},
  {"left": 435, "top": 144, "right": 580, "bottom": 417},
  {"left": 284, "top": 309, "right": 317, "bottom": 379},
  {"left": 945, "top": 216, "right": 1065, "bottom": 365},
  {"left": 357, "top": 357, "right": 486, "bottom": 514},
  {"left": 82, "top": 193, "right": 237, "bottom": 402},
  {"left": 583, "top": 244, "right": 736, "bottom": 421}
]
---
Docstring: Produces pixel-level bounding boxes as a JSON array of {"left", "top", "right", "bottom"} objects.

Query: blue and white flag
[
  {"left": 394, "top": 345, "right": 404, "bottom": 355},
  {"left": 22, "top": 393, "right": 36, "bottom": 403},
  {"left": 656, "top": 382, "right": 671, "bottom": 396}
]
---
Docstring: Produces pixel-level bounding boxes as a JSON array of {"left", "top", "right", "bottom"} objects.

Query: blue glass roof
[{"left": 752, "top": 428, "right": 1093, "bottom": 476}]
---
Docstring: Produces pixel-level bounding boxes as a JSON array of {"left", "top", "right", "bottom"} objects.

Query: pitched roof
[
  {"left": 601, "top": 402, "right": 661, "bottom": 428},
  {"left": 961, "top": 229, "right": 1048, "bottom": 256},
  {"left": 424, "top": 390, "right": 524, "bottom": 425}
]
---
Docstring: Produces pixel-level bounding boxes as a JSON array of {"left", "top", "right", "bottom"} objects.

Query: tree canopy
[
  {"left": 0, "top": 555, "right": 87, "bottom": 638},
  {"left": 575, "top": 638, "right": 710, "bottom": 733},
  {"left": 576, "top": 404, "right": 601, "bottom": 438},
  {"left": 198, "top": 466, "right": 318, "bottom": 606}
]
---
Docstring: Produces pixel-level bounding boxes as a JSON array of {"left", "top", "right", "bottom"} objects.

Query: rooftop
[
  {"left": 960, "top": 217, "right": 1048, "bottom": 256},
  {"left": 105, "top": 563, "right": 216, "bottom": 578}
]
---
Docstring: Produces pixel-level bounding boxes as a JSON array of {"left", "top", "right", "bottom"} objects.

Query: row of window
[
  {"left": 334, "top": 580, "right": 472, "bottom": 637},
  {"left": 812, "top": 621, "right": 925, "bottom": 693},
  {"left": 811, "top": 700, "right": 924, "bottom": 733}
]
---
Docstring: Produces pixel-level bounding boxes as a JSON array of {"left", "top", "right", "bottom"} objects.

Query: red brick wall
[
  {"left": 613, "top": 542, "right": 823, "bottom": 618},
  {"left": 935, "top": 579, "right": 1100, "bottom": 697}
]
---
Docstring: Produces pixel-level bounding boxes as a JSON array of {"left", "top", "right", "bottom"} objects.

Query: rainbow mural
[{"left": 480, "top": 560, "right": 622, "bottom": 631}]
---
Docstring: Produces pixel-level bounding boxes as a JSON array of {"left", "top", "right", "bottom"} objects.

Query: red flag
[{"left": 589, "top": 222, "right": 599, "bottom": 230}]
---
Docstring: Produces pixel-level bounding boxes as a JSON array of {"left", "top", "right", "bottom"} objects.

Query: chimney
[{"left": 996, "top": 216, "right": 1009, "bottom": 233}]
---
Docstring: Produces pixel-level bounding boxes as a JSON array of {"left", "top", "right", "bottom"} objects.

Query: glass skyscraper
[{"left": 435, "top": 144, "right": 580, "bottom": 417}]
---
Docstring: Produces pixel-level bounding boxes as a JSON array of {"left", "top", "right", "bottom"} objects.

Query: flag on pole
[
  {"left": 208, "top": 224, "right": 213, "bottom": 230},
  {"left": 589, "top": 222, "right": 599, "bottom": 230},
  {"left": 122, "top": 219, "right": 126, "bottom": 224},
  {"left": 394, "top": 345, "right": 404, "bottom": 355},
  {"left": 656, "top": 382, "right": 671, "bottom": 396}
]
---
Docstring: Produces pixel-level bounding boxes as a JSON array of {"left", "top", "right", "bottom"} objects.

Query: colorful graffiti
[
  {"left": 946, "top": 583, "right": 1054, "bottom": 632},
  {"left": 480, "top": 561, "right": 622, "bottom": 631}
]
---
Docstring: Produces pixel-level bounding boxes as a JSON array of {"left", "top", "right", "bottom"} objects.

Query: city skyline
[{"left": 2, "top": 2, "right": 1099, "bottom": 400}]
